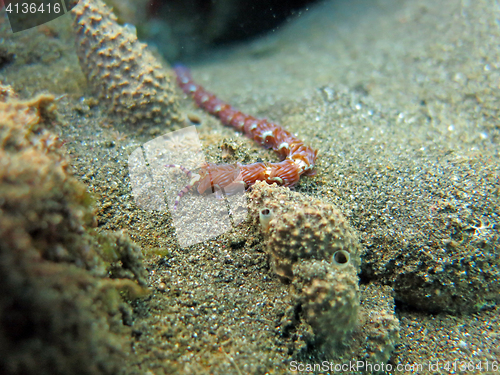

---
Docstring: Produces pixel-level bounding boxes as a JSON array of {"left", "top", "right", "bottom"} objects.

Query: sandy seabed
[{"left": 0, "top": 0, "right": 499, "bottom": 374}]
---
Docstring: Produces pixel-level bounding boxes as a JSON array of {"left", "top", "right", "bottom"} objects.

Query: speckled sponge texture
[{"left": 248, "top": 181, "right": 361, "bottom": 352}]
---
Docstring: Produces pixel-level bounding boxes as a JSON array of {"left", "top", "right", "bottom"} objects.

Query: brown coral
[
  {"left": 292, "top": 259, "right": 360, "bottom": 347},
  {"left": 72, "top": 0, "right": 181, "bottom": 129},
  {"left": 248, "top": 181, "right": 361, "bottom": 279},
  {"left": 248, "top": 181, "right": 361, "bottom": 350}
]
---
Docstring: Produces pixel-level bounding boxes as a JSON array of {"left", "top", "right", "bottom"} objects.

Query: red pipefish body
[{"left": 171, "top": 65, "right": 318, "bottom": 206}]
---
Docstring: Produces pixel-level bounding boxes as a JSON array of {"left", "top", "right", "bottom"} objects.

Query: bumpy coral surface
[
  {"left": 292, "top": 259, "right": 359, "bottom": 348},
  {"left": 72, "top": 0, "right": 181, "bottom": 128},
  {"left": 0, "top": 86, "right": 147, "bottom": 375},
  {"left": 248, "top": 181, "right": 361, "bottom": 351},
  {"left": 248, "top": 181, "right": 361, "bottom": 279}
]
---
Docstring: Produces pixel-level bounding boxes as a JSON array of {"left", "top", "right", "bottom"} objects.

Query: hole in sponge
[
  {"left": 332, "top": 250, "right": 350, "bottom": 267},
  {"left": 259, "top": 207, "right": 273, "bottom": 232}
]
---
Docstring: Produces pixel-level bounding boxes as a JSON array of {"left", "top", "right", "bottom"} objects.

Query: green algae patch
[{"left": 95, "top": 230, "right": 150, "bottom": 295}]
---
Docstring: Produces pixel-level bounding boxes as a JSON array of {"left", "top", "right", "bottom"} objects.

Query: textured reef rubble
[{"left": 0, "top": 85, "right": 148, "bottom": 375}]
